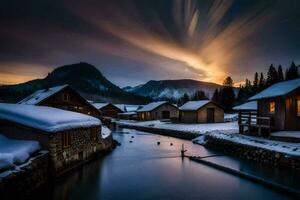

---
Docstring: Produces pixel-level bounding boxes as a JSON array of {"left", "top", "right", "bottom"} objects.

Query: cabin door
[
  {"left": 207, "top": 108, "right": 215, "bottom": 123},
  {"left": 162, "top": 111, "right": 170, "bottom": 119}
]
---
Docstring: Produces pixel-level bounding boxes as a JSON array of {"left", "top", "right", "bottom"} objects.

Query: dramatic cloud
[{"left": 0, "top": 0, "right": 299, "bottom": 86}]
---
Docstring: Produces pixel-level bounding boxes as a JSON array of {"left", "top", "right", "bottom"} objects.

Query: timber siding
[
  {"left": 98, "top": 103, "right": 123, "bottom": 118},
  {"left": 38, "top": 87, "right": 101, "bottom": 118},
  {"left": 180, "top": 102, "right": 224, "bottom": 123},
  {"left": 137, "top": 103, "right": 179, "bottom": 120},
  {"left": 257, "top": 88, "right": 300, "bottom": 131}
]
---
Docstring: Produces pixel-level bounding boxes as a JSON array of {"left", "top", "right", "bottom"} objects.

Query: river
[{"left": 50, "top": 129, "right": 297, "bottom": 200}]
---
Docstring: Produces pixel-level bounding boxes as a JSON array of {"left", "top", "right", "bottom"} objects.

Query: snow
[
  {"left": 233, "top": 101, "right": 257, "bottom": 111},
  {"left": 138, "top": 101, "right": 168, "bottom": 112},
  {"left": 18, "top": 85, "right": 68, "bottom": 105},
  {"left": 93, "top": 103, "right": 109, "bottom": 109},
  {"left": 0, "top": 134, "right": 40, "bottom": 170},
  {"left": 224, "top": 113, "right": 238, "bottom": 122},
  {"left": 118, "top": 120, "right": 238, "bottom": 135},
  {"left": 271, "top": 131, "right": 300, "bottom": 139},
  {"left": 179, "top": 100, "right": 211, "bottom": 111},
  {"left": 0, "top": 103, "right": 101, "bottom": 133},
  {"left": 198, "top": 131, "right": 300, "bottom": 157},
  {"left": 249, "top": 78, "right": 300, "bottom": 100},
  {"left": 101, "top": 126, "right": 111, "bottom": 139}
]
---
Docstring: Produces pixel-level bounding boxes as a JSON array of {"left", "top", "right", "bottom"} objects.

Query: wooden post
[{"left": 248, "top": 111, "right": 251, "bottom": 135}]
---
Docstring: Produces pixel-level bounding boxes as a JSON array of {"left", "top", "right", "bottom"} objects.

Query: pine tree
[
  {"left": 220, "top": 76, "right": 235, "bottom": 111},
  {"left": 285, "top": 62, "right": 299, "bottom": 80},
  {"left": 277, "top": 65, "right": 284, "bottom": 81},
  {"left": 266, "top": 64, "right": 278, "bottom": 86},
  {"left": 258, "top": 72, "right": 265, "bottom": 90},
  {"left": 253, "top": 72, "right": 259, "bottom": 92},
  {"left": 192, "top": 90, "right": 207, "bottom": 101}
]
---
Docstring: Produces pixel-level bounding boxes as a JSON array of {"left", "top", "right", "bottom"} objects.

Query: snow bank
[
  {"left": 0, "top": 103, "right": 101, "bottom": 133},
  {"left": 101, "top": 126, "right": 112, "bottom": 139},
  {"left": 0, "top": 134, "right": 40, "bottom": 170},
  {"left": 118, "top": 120, "right": 238, "bottom": 135},
  {"left": 224, "top": 113, "right": 238, "bottom": 122},
  {"left": 271, "top": 131, "right": 300, "bottom": 139},
  {"left": 205, "top": 131, "right": 300, "bottom": 157}
]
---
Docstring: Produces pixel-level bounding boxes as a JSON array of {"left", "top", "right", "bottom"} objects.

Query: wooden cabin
[
  {"left": 93, "top": 103, "right": 124, "bottom": 118},
  {"left": 18, "top": 85, "right": 101, "bottom": 118},
  {"left": 137, "top": 101, "right": 179, "bottom": 121},
  {"left": 248, "top": 78, "right": 300, "bottom": 133},
  {"left": 179, "top": 100, "right": 224, "bottom": 123},
  {"left": 0, "top": 103, "right": 111, "bottom": 177}
]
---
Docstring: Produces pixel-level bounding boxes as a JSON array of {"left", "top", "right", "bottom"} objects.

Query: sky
[{"left": 0, "top": 0, "right": 300, "bottom": 87}]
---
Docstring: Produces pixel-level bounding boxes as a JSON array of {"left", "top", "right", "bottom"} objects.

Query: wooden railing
[{"left": 238, "top": 111, "right": 271, "bottom": 136}]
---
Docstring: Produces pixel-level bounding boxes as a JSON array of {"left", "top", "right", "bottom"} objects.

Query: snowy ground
[
  {"left": 101, "top": 126, "right": 112, "bottom": 139},
  {"left": 194, "top": 131, "right": 300, "bottom": 157},
  {"left": 117, "top": 120, "right": 239, "bottom": 135},
  {"left": 224, "top": 113, "right": 238, "bottom": 122},
  {"left": 0, "top": 134, "right": 40, "bottom": 171},
  {"left": 271, "top": 131, "right": 300, "bottom": 139}
]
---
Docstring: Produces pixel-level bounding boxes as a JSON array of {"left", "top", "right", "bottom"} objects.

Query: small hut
[
  {"left": 93, "top": 103, "right": 124, "bottom": 118},
  {"left": 18, "top": 85, "right": 101, "bottom": 118},
  {"left": 0, "top": 103, "right": 109, "bottom": 176},
  {"left": 137, "top": 101, "right": 179, "bottom": 120},
  {"left": 179, "top": 100, "right": 224, "bottom": 123}
]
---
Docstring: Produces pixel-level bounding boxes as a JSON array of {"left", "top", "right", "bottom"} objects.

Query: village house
[
  {"left": 179, "top": 100, "right": 224, "bottom": 123},
  {"left": 93, "top": 103, "right": 124, "bottom": 118},
  {"left": 247, "top": 78, "right": 300, "bottom": 134},
  {"left": 137, "top": 101, "right": 179, "bottom": 120},
  {"left": 117, "top": 104, "right": 143, "bottom": 120},
  {"left": 18, "top": 85, "right": 101, "bottom": 118},
  {"left": 0, "top": 103, "right": 112, "bottom": 177}
]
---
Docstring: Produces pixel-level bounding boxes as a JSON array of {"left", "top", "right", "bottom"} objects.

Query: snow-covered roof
[
  {"left": 249, "top": 78, "right": 300, "bottom": 100},
  {"left": 233, "top": 101, "right": 257, "bottom": 111},
  {"left": 179, "top": 100, "right": 212, "bottom": 111},
  {"left": 93, "top": 103, "right": 109, "bottom": 109},
  {"left": 18, "top": 85, "right": 68, "bottom": 105},
  {"left": 0, "top": 103, "right": 101, "bottom": 133},
  {"left": 114, "top": 104, "right": 126, "bottom": 112},
  {"left": 138, "top": 101, "right": 170, "bottom": 112}
]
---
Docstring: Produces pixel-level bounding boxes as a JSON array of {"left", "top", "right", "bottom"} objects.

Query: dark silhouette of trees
[
  {"left": 220, "top": 76, "right": 235, "bottom": 112},
  {"left": 285, "top": 62, "right": 299, "bottom": 80},
  {"left": 278, "top": 65, "right": 284, "bottom": 81},
  {"left": 191, "top": 90, "right": 208, "bottom": 101},
  {"left": 266, "top": 64, "right": 279, "bottom": 86}
]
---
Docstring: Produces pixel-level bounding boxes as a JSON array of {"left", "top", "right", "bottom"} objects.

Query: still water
[{"left": 51, "top": 129, "right": 295, "bottom": 200}]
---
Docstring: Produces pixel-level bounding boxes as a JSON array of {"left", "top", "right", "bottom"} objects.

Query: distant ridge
[
  {"left": 123, "top": 79, "right": 223, "bottom": 100},
  {"left": 0, "top": 62, "right": 150, "bottom": 104}
]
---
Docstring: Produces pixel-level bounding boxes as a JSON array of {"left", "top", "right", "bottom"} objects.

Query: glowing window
[
  {"left": 297, "top": 100, "right": 300, "bottom": 117},
  {"left": 269, "top": 101, "right": 275, "bottom": 113}
]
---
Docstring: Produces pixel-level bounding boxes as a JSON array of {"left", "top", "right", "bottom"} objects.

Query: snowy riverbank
[{"left": 117, "top": 120, "right": 239, "bottom": 135}]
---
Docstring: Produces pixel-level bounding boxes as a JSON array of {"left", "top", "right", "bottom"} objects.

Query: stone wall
[
  {"left": 204, "top": 135, "right": 300, "bottom": 170},
  {"left": 49, "top": 126, "right": 113, "bottom": 176},
  {"left": 0, "top": 152, "right": 50, "bottom": 199}
]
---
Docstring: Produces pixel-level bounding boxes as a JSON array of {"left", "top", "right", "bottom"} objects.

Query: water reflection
[{"left": 50, "top": 129, "right": 294, "bottom": 200}]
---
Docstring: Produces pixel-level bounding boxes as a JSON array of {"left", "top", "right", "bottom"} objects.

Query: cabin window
[
  {"left": 90, "top": 127, "right": 98, "bottom": 141},
  {"left": 269, "top": 101, "right": 275, "bottom": 114},
  {"left": 297, "top": 99, "right": 300, "bottom": 117},
  {"left": 62, "top": 132, "right": 71, "bottom": 148},
  {"left": 63, "top": 93, "right": 69, "bottom": 102}
]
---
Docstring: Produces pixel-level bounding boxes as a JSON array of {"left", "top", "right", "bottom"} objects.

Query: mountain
[
  {"left": 123, "top": 79, "right": 223, "bottom": 100},
  {"left": 0, "top": 62, "right": 150, "bottom": 104}
]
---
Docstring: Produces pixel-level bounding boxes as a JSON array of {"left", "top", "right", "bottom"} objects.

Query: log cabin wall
[
  {"left": 99, "top": 104, "right": 123, "bottom": 118},
  {"left": 258, "top": 97, "right": 286, "bottom": 130},
  {"left": 285, "top": 89, "right": 300, "bottom": 130},
  {"left": 38, "top": 87, "right": 101, "bottom": 118}
]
